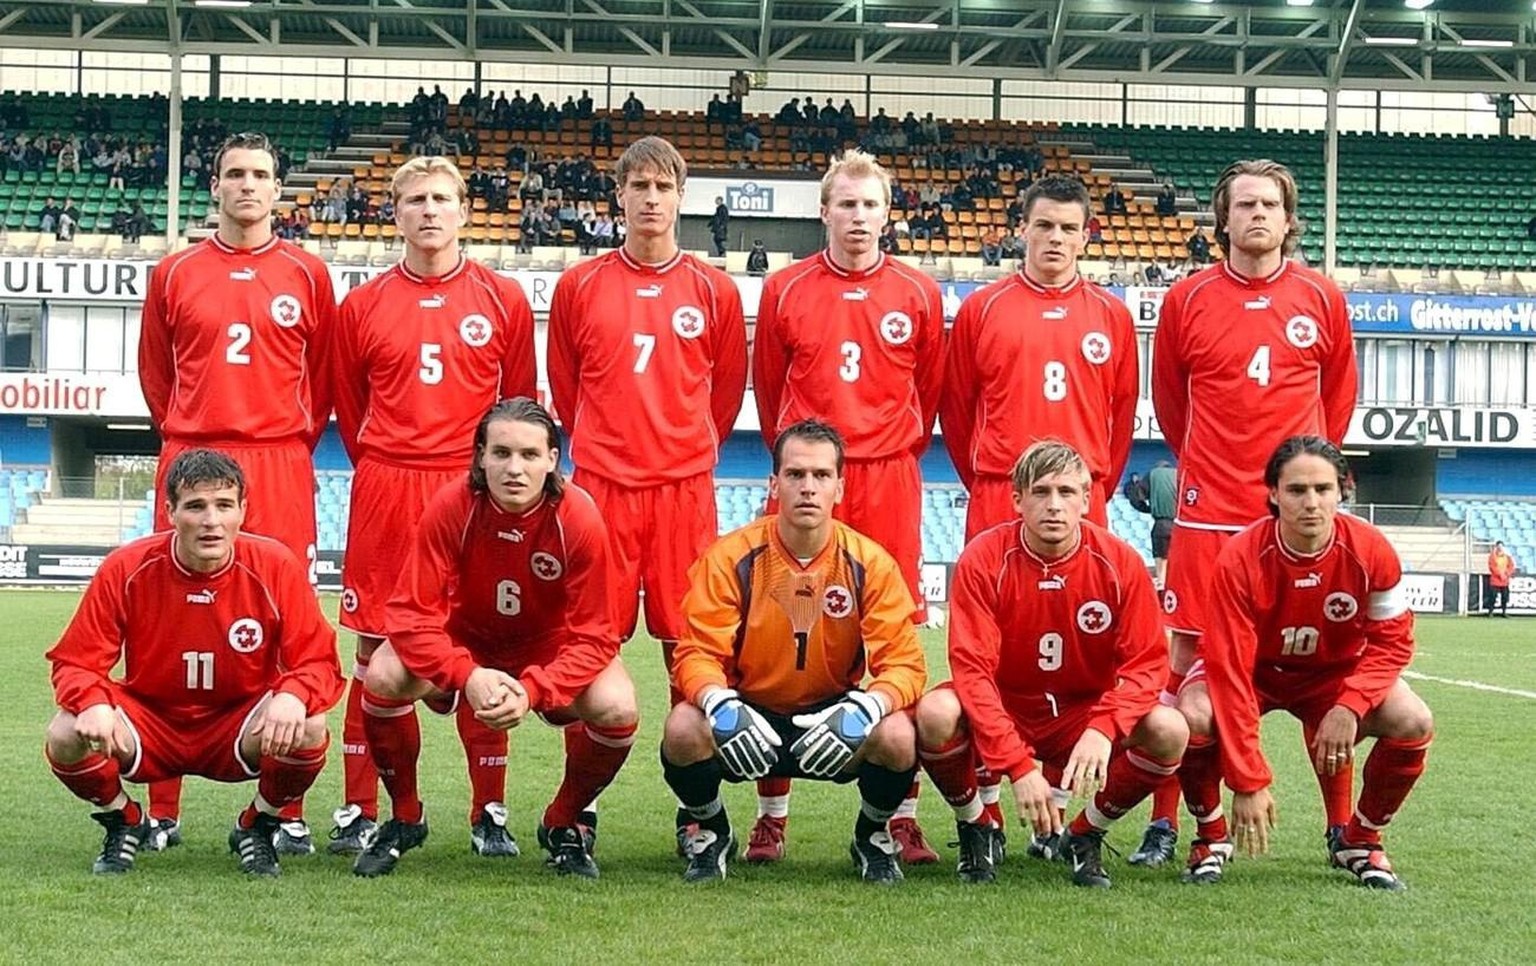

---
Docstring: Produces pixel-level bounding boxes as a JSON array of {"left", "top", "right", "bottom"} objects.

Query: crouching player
[
  {"left": 661, "top": 420, "right": 927, "bottom": 884},
  {"left": 1176, "top": 435, "right": 1432, "bottom": 890},
  {"left": 915, "top": 441, "right": 1187, "bottom": 887},
  {"left": 352, "top": 398, "right": 639, "bottom": 879},
  {"left": 44, "top": 449, "right": 343, "bottom": 877}
]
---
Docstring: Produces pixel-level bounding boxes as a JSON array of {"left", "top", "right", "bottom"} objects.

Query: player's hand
[
  {"left": 1311, "top": 705, "right": 1358, "bottom": 777},
  {"left": 249, "top": 691, "right": 308, "bottom": 757},
  {"left": 74, "top": 703, "right": 119, "bottom": 758},
  {"left": 1012, "top": 767, "right": 1064, "bottom": 839},
  {"left": 1061, "top": 727, "right": 1113, "bottom": 797},
  {"left": 702, "top": 688, "right": 782, "bottom": 780},
  {"left": 466, "top": 667, "right": 529, "bottom": 730},
  {"left": 789, "top": 690, "right": 884, "bottom": 778},
  {"left": 1232, "top": 789, "right": 1278, "bottom": 858}
]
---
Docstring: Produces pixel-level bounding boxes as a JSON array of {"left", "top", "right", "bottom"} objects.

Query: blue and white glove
[
  {"left": 703, "top": 688, "right": 782, "bottom": 780},
  {"left": 789, "top": 690, "right": 884, "bottom": 778}
]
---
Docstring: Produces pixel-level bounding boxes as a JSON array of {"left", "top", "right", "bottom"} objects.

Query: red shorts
[
  {"left": 576, "top": 468, "right": 715, "bottom": 643},
  {"left": 156, "top": 437, "right": 316, "bottom": 576},
  {"left": 1184, "top": 658, "right": 1352, "bottom": 731},
  {"left": 115, "top": 688, "right": 266, "bottom": 785},
  {"left": 340, "top": 458, "right": 460, "bottom": 636},
  {"left": 939, "top": 681, "right": 1151, "bottom": 773},
  {"left": 964, "top": 475, "right": 1110, "bottom": 543},
  {"left": 1162, "top": 524, "right": 1239, "bottom": 637}
]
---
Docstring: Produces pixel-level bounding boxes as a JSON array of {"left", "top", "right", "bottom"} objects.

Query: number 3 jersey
[
  {"left": 946, "top": 520, "right": 1167, "bottom": 782},
  {"left": 334, "top": 257, "right": 536, "bottom": 469},
  {"left": 385, "top": 482, "right": 618, "bottom": 713},
  {"left": 1201, "top": 513, "right": 1413, "bottom": 794},
  {"left": 47, "top": 533, "right": 343, "bottom": 718}
]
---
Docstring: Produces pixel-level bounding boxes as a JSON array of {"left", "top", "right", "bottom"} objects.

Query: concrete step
[{"left": 1377, "top": 524, "right": 1471, "bottom": 573}]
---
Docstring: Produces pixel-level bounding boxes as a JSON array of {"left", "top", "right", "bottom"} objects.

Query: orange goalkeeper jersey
[{"left": 672, "top": 517, "right": 926, "bottom": 716}]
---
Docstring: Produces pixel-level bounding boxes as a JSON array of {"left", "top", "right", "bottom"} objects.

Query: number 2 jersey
[
  {"left": 46, "top": 532, "right": 343, "bottom": 719},
  {"left": 1201, "top": 513, "right": 1413, "bottom": 794}
]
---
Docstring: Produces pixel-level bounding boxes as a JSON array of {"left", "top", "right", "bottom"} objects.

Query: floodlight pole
[{"left": 1323, "top": 85, "right": 1338, "bottom": 276}]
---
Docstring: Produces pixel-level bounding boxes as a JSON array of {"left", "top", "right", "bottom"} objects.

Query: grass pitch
[{"left": 2, "top": 593, "right": 1533, "bottom": 965}]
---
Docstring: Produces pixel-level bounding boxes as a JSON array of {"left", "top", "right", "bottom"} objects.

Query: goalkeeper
[{"left": 661, "top": 419, "right": 927, "bottom": 885}]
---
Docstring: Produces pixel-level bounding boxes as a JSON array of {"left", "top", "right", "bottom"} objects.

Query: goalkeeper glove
[
  {"left": 702, "top": 688, "right": 782, "bottom": 780},
  {"left": 789, "top": 690, "right": 884, "bottom": 778}
]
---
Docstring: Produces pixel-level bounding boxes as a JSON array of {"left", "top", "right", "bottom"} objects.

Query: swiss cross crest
[
  {"left": 1286, "top": 314, "right": 1319, "bottom": 349},
  {"left": 341, "top": 588, "right": 359, "bottom": 613},
  {"left": 878, "top": 311, "right": 913, "bottom": 346},
  {"left": 672, "top": 305, "right": 706, "bottom": 339},
  {"left": 1323, "top": 591, "right": 1358, "bottom": 622},
  {"left": 1162, "top": 588, "right": 1178, "bottom": 614},
  {"left": 1081, "top": 331, "right": 1110, "bottom": 365},
  {"left": 227, "top": 617, "right": 265, "bottom": 653},
  {"left": 270, "top": 294, "right": 302, "bottom": 328},
  {"left": 823, "top": 583, "right": 854, "bottom": 618},
  {"left": 531, "top": 551, "right": 563, "bottom": 581},
  {"left": 459, "top": 313, "right": 493, "bottom": 347},
  {"left": 1076, "top": 600, "right": 1112, "bottom": 634}
]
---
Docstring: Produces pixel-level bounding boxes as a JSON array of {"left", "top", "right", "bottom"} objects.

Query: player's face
[
  {"left": 770, "top": 438, "right": 845, "bottom": 533},
  {"left": 1270, "top": 453, "right": 1342, "bottom": 550},
  {"left": 1013, "top": 469, "right": 1089, "bottom": 556},
  {"left": 479, "top": 417, "right": 558, "bottom": 513},
  {"left": 618, "top": 165, "right": 682, "bottom": 240},
  {"left": 167, "top": 481, "right": 246, "bottom": 573},
  {"left": 1022, "top": 198, "right": 1086, "bottom": 285},
  {"left": 821, "top": 173, "right": 888, "bottom": 262},
  {"left": 395, "top": 172, "right": 467, "bottom": 255},
  {"left": 1223, "top": 174, "right": 1293, "bottom": 259},
  {"left": 212, "top": 148, "right": 280, "bottom": 228}
]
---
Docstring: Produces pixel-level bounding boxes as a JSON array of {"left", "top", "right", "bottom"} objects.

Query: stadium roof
[{"left": 2, "top": 0, "right": 1535, "bottom": 94}]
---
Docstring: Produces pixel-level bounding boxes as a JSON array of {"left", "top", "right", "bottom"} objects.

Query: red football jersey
[
  {"left": 138, "top": 235, "right": 337, "bottom": 445},
  {"left": 943, "top": 272, "right": 1138, "bottom": 495},
  {"left": 385, "top": 481, "right": 618, "bottom": 712},
  {"left": 47, "top": 532, "right": 342, "bottom": 718},
  {"left": 1201, "top": 513, "right": 1413, "bottom": 793},
  {"left": 947, "top": 520, "right": 1167, "bottom": 782},
  {"left": 1151, "top": 261, "right": 1357, "bottom": 528},
  {"left": 548, "top": 249, "right": 747, "bottom": 486},
  {"left": 753, "top": 251, "right": 943, "bottom": 460},
  {"left": 334, "top": 257, "right": 536, "bottom": 469}
]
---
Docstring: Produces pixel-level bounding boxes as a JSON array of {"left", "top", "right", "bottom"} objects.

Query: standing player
[
  {"left": 547, "top": 136, "right": 747, "bottom": 840},
  {"left": 137, "top": 131, "right": 338, "bottom": 855},
  {"left": 352, "top": 399, "right": 638, "bottom": 879},
  {"left": 914, "top": 441, "right": 1186, "bottom": 887},
  {"left": 44, "top": 450, "right": 343, "bottom": 877},
  {"left": 332, "top": 156, "right": 536, "bottom": 858},
  {"left": 1143, "top": 158, "right": 1358, "bottom": 873},
  {"left": 1177, "top": 436, "right": 1432, "bottom": 890},
  {"left": 662, "top": 420, "right": 927, "bottom": 884},
  {"left": 749, "top": 148, "right": 944, "bottom": 865}
]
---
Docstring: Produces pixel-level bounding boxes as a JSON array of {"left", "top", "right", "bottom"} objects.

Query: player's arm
[
  {"left": 939, "top": 297, "right": 981, "bottom": 490},
  {"left": 303, "top": 261, "right": 340, "bottom": 450},
  {"left": 911, "top": 276, "right": 946, "bottom": 457},
  {"left": 856, "top": 548, "right": 928, "bottom": 713},
  {"left": 518, "top": 497, "right": 622, "bottom": 711},
  {"left": 670, "top": 548, "right": 742, "bottom": 705},
  {"left": 1087, "top": 556, "right": 1169, "bottom": 740},
  {"left": 545, "top": 273, "right": 582, "bottom": 431},
  {"left": 1149, "top": 288, "right": 1188, "bottom": 459},
  {"left": 135, "top": 262, "right": 174, "bottom": 428},
  {"left": 270, "top": 554, "right": 345, "bottom": 714},
  {"left": 1320, "top": 282, "right": 1359, "bottom": 446},
  {"left": 330, "top": 293, "right": 370, "bottom": 466},
  {"left": 386, "top": 489, "right": 482, "bottom": 694},
  {"left": 708, "top": 276, "right": 749, "bottom": 442},
  {"left": 749, "top": 275, "right": 788, "bottom": 451},
  {"left": 946, "top": 546, "right": 1038, "bottom": 781},
  {"left": 496, "top": 275, "right": 538, "bottom": 400},
  {"left": 1105, "top": 300, "right": 1140, "bottom": 494},
  {"left": 1203, "top": 555, "right": 1271, "bottom": 794},
  {"left": 1336, "top": 541, "right": 1415, "bottom": 718},
  {"left": 45, "top": 556, "right": 129, "bottom": 715}
]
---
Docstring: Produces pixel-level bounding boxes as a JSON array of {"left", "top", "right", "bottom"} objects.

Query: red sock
[
  {"left": 1177, "top": 736, "right": 1228, "bottom": 841},
  {"left": 1071, "top": 749, "right": 1181, "bottom": 835},
  {"left": 48, "top": 748, "right": 125, "bottom": 808},
  {"left": 1347, "top": 735, "right": 1432, "bottom": 845},
  {"left": 542, "top": 720, "right": 637, "bottom": 829},
  {"left": 343, "top": 663, "right": 380, "bottom": 820},
  {"left": 258, "top": 738, "right": 329, "bottom": 812},
  {"left": 758, "top": 775, "right": 793, "bottom": 803},
  {"left": 1301, "top": 723, "right": 1356, "bottom": 828},
  {"left": 456, "top": 699, "right": 508, "bottom": 824},
  {"left": 362, "top": 688, "right": 423, "bottom": 824},
  {"left": 1149, "top": 777, "right": 1182, "bottom": 829},
  {"left": 918, "top": 733, "right": 979, "bottom": 811},
  {"left": 147, "top": 778, "right": 182, "bottom": 821}
]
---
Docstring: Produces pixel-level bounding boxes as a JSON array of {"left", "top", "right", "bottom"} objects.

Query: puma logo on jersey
[
  {"left": 1295, "top": 571, "right": 1323, "bottom": 589},
  {"left": 1037, "top": 574, "right": 1066, "bottom": 591},
  {"left": 636, "top": 284, "right": 663, "bottom": 298},
  {"left": 1244, "top": 296, "right": 1271, "bottom": 310},
  {"left": 1043, "top": 306, "right": 1068, "bottom": 321},
  {"left": 841, "top": 287, "right": 869, "bottom": 301},
  {"left": 419, "top": 294, "right": 446, "bottom": 309},
  {"left": 185, "top": 588, "right": 217, "bottom": 604},
  {"left": 497, "top": 529, "right": 524, "bottom": 542},
  {"left": 228, "top": 267, "right": 256, "bottom": 281}
]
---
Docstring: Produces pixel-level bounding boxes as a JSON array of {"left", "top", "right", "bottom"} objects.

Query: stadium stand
[{"left": 1442, "top": 499, "right": 1536, "bottom": 573}]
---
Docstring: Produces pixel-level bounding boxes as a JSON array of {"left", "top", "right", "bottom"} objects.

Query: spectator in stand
[
  {"left": 326, "top": 107, "right": 352, "bottom": 152},
  {"left": 577, "top": 89, "right": 594, "bottom": 119},
  {"left": 592, "top": 212, "right": 614, "bottom": 248},
  {"left": 39, "top": 196, "right": 62, "bottom": 234},
  {"left": 522, "top": 168, "right": 544, "bottom": 202},
  {"left": 376, "top": 198, "right": 393, "bottom": 228},
  {"left": 1156, "top": 182, "right": 1178, "bottom": 218},
  {"left": 326, "top": 180, "right": 347, "bottom": 224},
  {"left": 1144, "top": 260, "right": 1166, "bottom": 285},
  {"left": 745, "top": 238, "right": 769, "bottom": 275},
  {"left": 979, "top": 228, "right": 1002, "bottom": 266},
  {"left": 622, "top": 91, "right": 645, "bottom": 122},
  {"left": 879, "top": 222, "right": 900, "bottom": 255},
  {"left": 55, "top": 200, "right": 79, "bottom": 242},
  {"left": 741, "top": 119, "right": 762, "bottom": 153},
  {"left": 459, "top": 87, "right": 478, "bottom": 112},
  {"left": 346, "top": 184, "right": 369, "bottom": 224},
  {"left": 518, "top": 204, "right": 541, "bottom": 251},
  {"left": 576, "top": 211, "right": 599, "bottom": 255},
  {"left": 1187, "top": 227, "right": 1211, "bottom": 264},
  {"left": 919, "top": 112, "right": 941, "bottom": 146},
  {"left": 1487, "top": 541, "right": 1516, "bottom": 617},
  {"left": 1104, "top": 180, "right": 1128, "bottom": 216},
  {"left": 592, "top": 116, "right": 614, "bottom": 149},
  {"left": 710, "top": 196, "right": 730, "bottom": 257},
  {"left": 56, "top": 138, "right": 80, "bottom": 176},
  {"left": 1087, "top": 213, "right": 1104, "bottom": 244},
  {"left": 706, "top": 94, "right": 725, "bottom": 132},
  {"left": 999, "top": 229, "right": 1023, "bottom": 262}
]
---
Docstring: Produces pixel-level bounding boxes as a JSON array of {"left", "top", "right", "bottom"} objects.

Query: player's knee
[
  {"left": 1177, "top": 686, "right": 1214, "bottom": 738},
  {"left": 362, "top": 645, "right": 413, "bottom": 698},
  {"left": 1387, "top": 698, "right": 1434, "bottom": 742},
  {"left": 661, "top": 702, "right": 713, "bottom": 763},
  {"left": 45, "top": 711, "right": 83, "bottom": 760},
  {"left": 581, "top": 661, "right": 640, "bottom": 728},
  {"left": 914, "top": 687, "right": 964, "bottom": 748},
  {"left": 1140, "top": 705, "right": 1190, "bottom": 758},
  {"left": 864, "top": 712, "right": 917, "bottom": 770},
  {"left": 298, "top": 715, "right": 329, "bottom": 750}
]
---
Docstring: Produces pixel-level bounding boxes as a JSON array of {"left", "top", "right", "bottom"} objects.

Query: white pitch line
[{"left": 1403, "top": 670, "right": 1536, "bottom": 701}]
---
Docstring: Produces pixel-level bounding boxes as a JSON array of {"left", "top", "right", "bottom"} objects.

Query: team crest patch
[
  {"left": 1077, "top": 600, "right": 1112, "bottom": 634},
  {"left": 823, "top": 584, "right": 854, "bottom": 618},
  {"left": 1286, "top": 315, "right": 1319, "bottom": 349},
  {"left": 459, "top": 313, "right": 493, "bottom": 347},
  {"left": 341, "top": 588, "right": 359, "bottom": 613},
  {"left": 531, "top": 552, "right": 563, "bottom": 581},
  {"left": 270, "top": 294, "right": 302, "bottom": 328},
  {"left": 1162, "top": 589, "right": 1178, "bottom": 614},
  {"left": 1323, "top": 591, "right": 1359, "bottom": 622},
  {"left": 672, "top": 305, "right": 706, "bottom": 339},
  {"left": 228, "top": 617, "right": 265, "bottom": 653},
  {"left": 1081, "top": 331, "right": 1111, "bottom": 365},
  {"left": 878, "top": 311, "right": 913, "bottom": 345}
]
